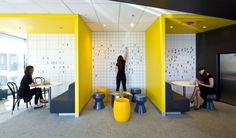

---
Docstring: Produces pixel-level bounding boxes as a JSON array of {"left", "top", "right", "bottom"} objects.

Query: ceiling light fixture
[
  {"left": 131, "top": 14, "right": 135, "bottom": 17},
  {"left": 103, "top": 24, "right": 106, "bottom": 27},
  {"left": 170, "top": 26, "right": 174, "bottom": 29},
  {"left": 130, "top": 23, "right": 134, "bottom": 28},
  {"left": 202, "top": 26, "right": 207, "bottom": 29}
]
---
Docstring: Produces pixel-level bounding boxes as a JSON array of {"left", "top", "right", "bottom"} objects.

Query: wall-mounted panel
[
  {"left": 92, "top": 32, "right": 145, "bottom": 92},
  {"left": 28, "top": 34, "right": 75, "bottom": 96}
]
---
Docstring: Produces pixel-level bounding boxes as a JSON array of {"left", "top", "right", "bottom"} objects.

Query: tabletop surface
[
  {"left": 32, "top": 82, "right": 63, "bottom": 88},
  {"left": 171, "top": 80, "right": 195, "bottom": 87}
]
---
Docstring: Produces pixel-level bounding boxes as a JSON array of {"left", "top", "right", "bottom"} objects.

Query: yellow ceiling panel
[
  {"left": 165, "top": 14, "right": 236, "bottom": 34},
  {"left": 0, "top": 14, "right": 76, "bottom": 37}
]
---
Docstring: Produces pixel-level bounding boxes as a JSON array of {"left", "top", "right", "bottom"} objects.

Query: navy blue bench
[
  {"left": 50, "top": 82, "right": 74, "bottom": 113},
  {"left": 166, "top": 82, "right": 190, "bottom": 113}
]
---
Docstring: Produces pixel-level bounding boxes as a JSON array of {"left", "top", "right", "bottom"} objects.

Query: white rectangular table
[
  {"left": 32, "top": 82, "right": 63, "bottom": 103},
  {"left": 171, "top": 81, "right": 195, "bottom": 97}
]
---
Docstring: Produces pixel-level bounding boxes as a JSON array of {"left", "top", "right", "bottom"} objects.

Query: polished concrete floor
[{"left": 0, "top": 97, "right": 236, "bottom": 138}]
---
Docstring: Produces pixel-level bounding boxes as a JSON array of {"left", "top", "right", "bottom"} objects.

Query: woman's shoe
[
  {"left": 40, "top": 99, "right": 48, "bottom": 103},
  {"left": 194, "top": 105, "right": 202, "bottom": 110},
  {"left": 34, "top": 105, "right": 43, "bottom": 109}
]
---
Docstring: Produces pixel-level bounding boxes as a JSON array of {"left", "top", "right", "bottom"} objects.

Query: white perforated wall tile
[
  {"left": 166, "top": 34, "right": 196, "bottom": 96},
  {"left": 27, "top": 34, "right": 75, "bottom": 95},
  {"left": 92, "top": 32, "right": 145, "bottom": 93}
]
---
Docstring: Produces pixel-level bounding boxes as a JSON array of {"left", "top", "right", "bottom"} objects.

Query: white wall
[
  {"left": 165, "top": 34, "right": 196, "bottom": 96},
  {"left": 27, "top": 34, "right": 75, "bottom": 96},
  {"left": 92, "top": 32, "right": 145, "bottom": 93}
]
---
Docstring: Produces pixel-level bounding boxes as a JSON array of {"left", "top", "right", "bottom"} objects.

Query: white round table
[{"left": 171, "top": 81, "right": 195, "bottom": 96}]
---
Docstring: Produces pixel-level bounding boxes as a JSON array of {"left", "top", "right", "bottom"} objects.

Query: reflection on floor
[
  {"left": 0, "top": 97, "right": 236, "bottom": 138},
  {"left": 0, "top": 90, "right": 64, "bottom": 124},
  {"left": 0, "top": 96, "right": 27, "bottom": 124}
]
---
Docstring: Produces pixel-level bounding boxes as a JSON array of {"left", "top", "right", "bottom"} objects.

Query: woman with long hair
[
  {"left": 18, "top": 65, "right": 48, "bottom": 108},
  {"left": 116, "top": 48, "right": 128, "bottom": 91},
  {"left": 190, "top": 67, "right": 215, "bottom": 110}
]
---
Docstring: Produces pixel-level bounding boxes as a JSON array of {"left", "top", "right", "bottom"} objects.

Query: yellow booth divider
[{"left": 145, "top": 15, "right": 166, "bottom": 114}]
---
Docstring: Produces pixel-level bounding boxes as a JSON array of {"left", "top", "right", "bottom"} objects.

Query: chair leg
[
  {"left": 12, "top": 99, "right": 18, "bottom": 115},
  {"left": 26, "top": 102, "right": 30, "bottom": 112},
  {"left": 44, "top": 92, "right": 47, "bottom": 99},
  {"left": 17, "top": 99, "right": 20, "bottom": 110},
  {"left": 29, "top": 101, "right": 32, "bottom": 107}
]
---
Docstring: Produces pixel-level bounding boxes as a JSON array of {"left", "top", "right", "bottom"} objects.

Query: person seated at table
[
  {"left": 190, "top": 67, "right": 215, "bottom": 110},
  {"left": 18, "top": 65, "right": 48, "bottom": 108}
]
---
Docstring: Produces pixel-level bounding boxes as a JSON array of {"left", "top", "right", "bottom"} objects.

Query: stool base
[
  {"left": 94, "top": 101, "right": 105, "bottom": 110},
  {"left": 203, "top": 101, "right": 215, "bottom": 110},
  {"left": 135, "top": 104, "right": 146, "bottom": 115}
]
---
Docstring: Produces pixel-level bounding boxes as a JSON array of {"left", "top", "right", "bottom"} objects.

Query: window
[{"left": 0, "top": 34, "right": 26, "bottom": 89}]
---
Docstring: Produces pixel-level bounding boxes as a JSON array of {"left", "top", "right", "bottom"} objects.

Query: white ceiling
[{"left": 0, "top": 0, "right": 187, "bottom": 32}]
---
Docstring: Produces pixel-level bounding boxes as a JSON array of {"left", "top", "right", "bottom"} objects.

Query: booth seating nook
[
  {"left": 50, "top": 82, "right": 75, "bottom": 113},
  {"left": 166, "top": 82, "right": 190, "bottom": 113}
]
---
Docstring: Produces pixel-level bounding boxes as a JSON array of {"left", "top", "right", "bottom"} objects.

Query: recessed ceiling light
[
  {"left": 19, "top": 27, "right": 22, "bottom": 30},
  {"left": 131, "top": 14, "right": 135, "bottom": 17},
  {"left": 103, "top": 24, "right": 106, "bottom": 27},
  {"left": 59, "top": 27, "right": 63, "bottom": 29},
  {"left": 202, "top": 26, "right": 207, "bottom": 29},
  {"left": 170, "top": 26, "right": 174, "bottom": 29},
  {"left": 130, "top": 23, "right": 134, "bottom": 28}
]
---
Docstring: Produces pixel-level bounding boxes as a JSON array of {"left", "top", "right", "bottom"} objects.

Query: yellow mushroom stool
[
  {"left": 96, "top": 87, "right": 108, "bottom": 103},
  {"left": 113, "top": 98, "right": 131, "bottom": 122}
]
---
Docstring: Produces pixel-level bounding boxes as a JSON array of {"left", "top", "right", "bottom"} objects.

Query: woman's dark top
[
  {"left": 116, "top": 60, "right": 126, "bottom": 78},
  {"left": 18, "top": 75, "right": 33, "bottom": 102},
  {"left": 199, "top": 73, "right": 215, "bottom": 99}
]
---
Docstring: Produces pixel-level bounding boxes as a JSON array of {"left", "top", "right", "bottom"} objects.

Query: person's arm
[
  {"left": 198, "top": 78, "right": 214, "bottom": 88},
  {"left": 29, "top": 82, "right": 41, "bottom": 87},
  {"left": 123, "top": 47, "right": 128, "bottom": 61},
  {"left": 29, "top": 77, "right": 42, "bottom": 87}
]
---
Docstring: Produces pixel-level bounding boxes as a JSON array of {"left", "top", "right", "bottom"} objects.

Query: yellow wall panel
[
  {"left": 74, "top": 15, "right": 80, "bottom": 115},
  {"left": 78, "top": 16, "right": 92, "bottom": 113},
  {"left": 145, "top": 15, "right": 166, "bottom": 113}
]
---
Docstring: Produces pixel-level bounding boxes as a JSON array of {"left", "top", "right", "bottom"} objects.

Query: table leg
[
  {"left": 183, "top": 86, "right": 186, "bottom": 97},
  {"left": 48, "top": 87, "right": 52, "bottom": 103}
]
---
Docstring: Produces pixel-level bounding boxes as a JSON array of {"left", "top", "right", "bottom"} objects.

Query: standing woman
[
  {"left": 190, "top": 67, "right": 215, "bottom": 110},
  {"left": 116, "top": 47, "right": 128, "bottom": 92},
  {"left": 18, "top": 65, "right": 48, "bottom": 108}
]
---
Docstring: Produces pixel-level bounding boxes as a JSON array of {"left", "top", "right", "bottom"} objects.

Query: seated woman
[
  {"left": 190, "top": 67, "right": 215, "bottom": 110},
  {"left": 18, "top": 65, "right": 48, "bottom": 108}
]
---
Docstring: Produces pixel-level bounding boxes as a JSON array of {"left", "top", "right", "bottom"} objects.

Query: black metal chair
[
  {"left": 33, "top": 77, "right": 48, "bottom": 99},
  {"left": 7, "top": 82, "right": 31, "bottom": 115}
]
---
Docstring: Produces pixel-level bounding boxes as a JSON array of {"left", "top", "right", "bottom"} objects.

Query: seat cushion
[
  {"left": 93, "top": 92, "right": 105, "bottom": 99},
  {"left": 135, "top": 94, "right": 146, "bottom": 102},
  {"left": 131, "top": 88, "right": 141, "bottom": 94},
  {"left": 207, "top": 94, "right": 217, "bottom": 100}
]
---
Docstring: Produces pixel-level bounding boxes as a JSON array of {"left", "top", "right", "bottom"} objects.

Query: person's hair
[
  {"left": 24, "top": 65, "right": 34, "bottom": 76},
  {"left": 117, "top": 55, "right": 124, "bottom": 71},
  {"left": 198, "top": 66, "right": 207, "bottom": 77},
  {"left": 198, "top": 66, "right": 206, "bottom": 71}
]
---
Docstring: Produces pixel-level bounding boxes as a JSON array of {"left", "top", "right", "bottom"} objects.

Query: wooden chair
[
  {"left": 33, "top": 77, "right": 49, "bottom": 99},
  {"left": 7, "top": 82, "right": 31, "bottom": 115}
]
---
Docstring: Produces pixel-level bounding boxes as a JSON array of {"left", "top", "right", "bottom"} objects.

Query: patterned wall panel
[
  {"left": 92, "top": 32, "right": 145, "bottom": 93},
  {"left": 27, "top": 34, "right": 75, "bottom": 95},
  {"left": 166, "top": 34, "right": 196, "bottom": 96}
]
